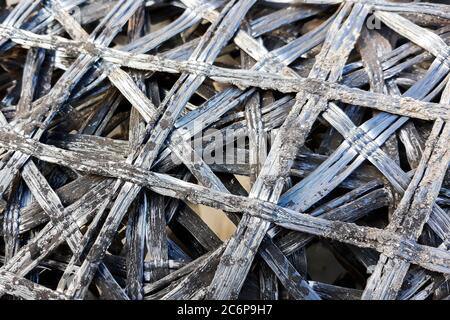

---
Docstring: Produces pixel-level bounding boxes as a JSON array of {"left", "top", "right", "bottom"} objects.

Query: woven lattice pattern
[{"left": 0, "top": 0, "right": 449, "bottom": 300}]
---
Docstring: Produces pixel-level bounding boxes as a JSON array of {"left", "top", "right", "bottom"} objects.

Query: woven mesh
[{"left": 0, "top": 0, "right": 449, "bottom": 300}]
